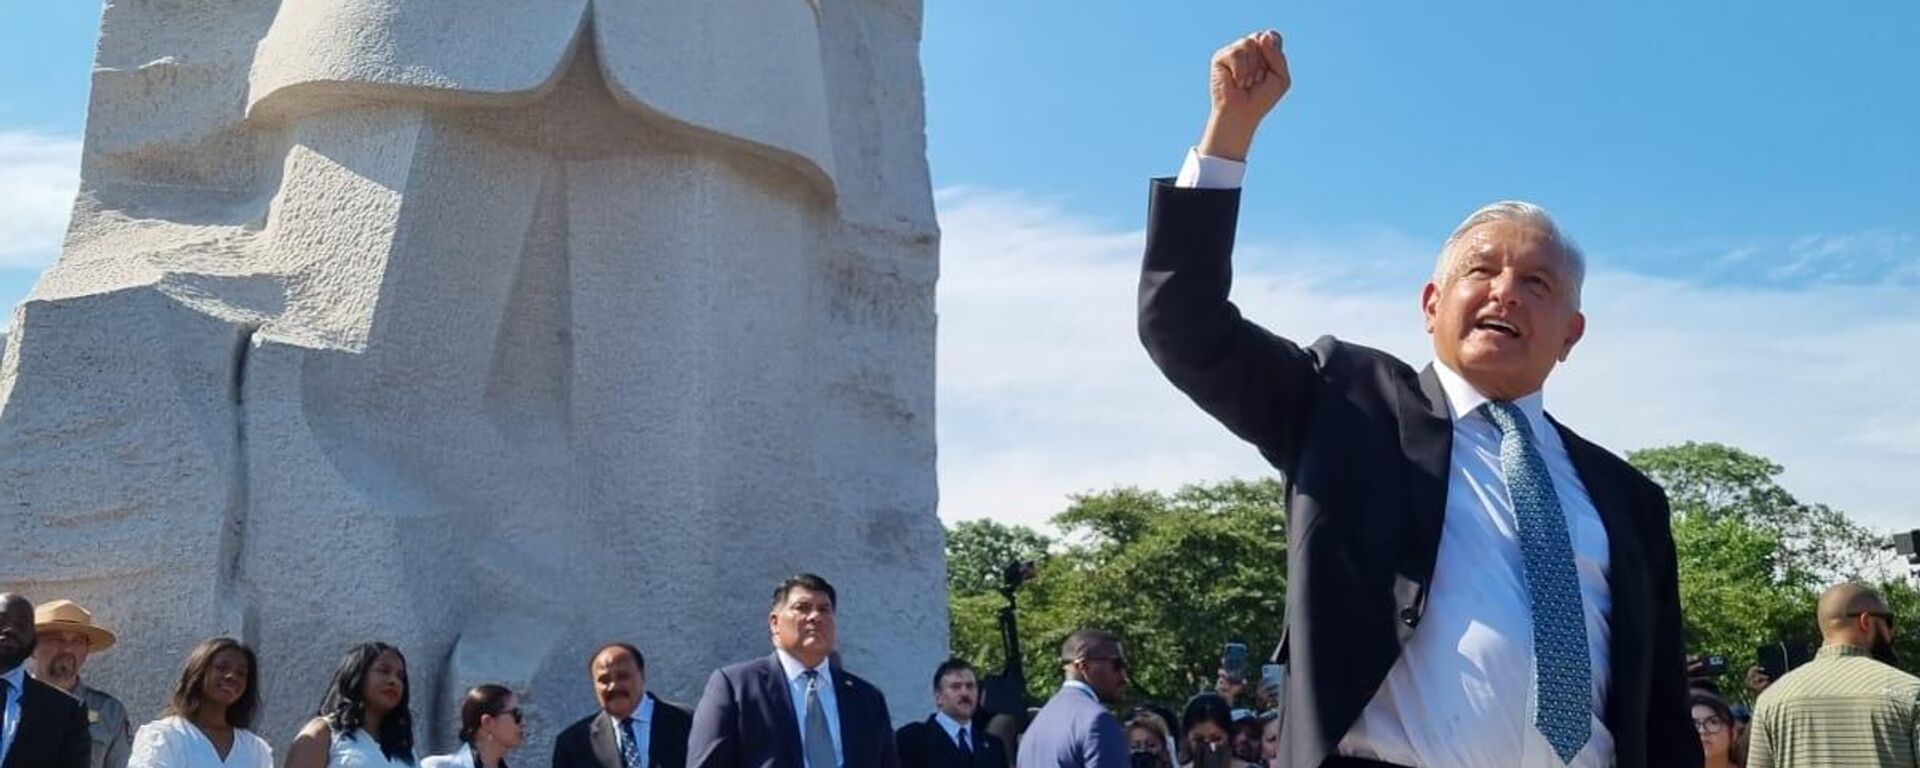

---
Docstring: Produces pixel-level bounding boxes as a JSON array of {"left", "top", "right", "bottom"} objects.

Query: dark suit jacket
[
  {"left": 4, "top": 673, "right": 92, "bottom": 768},
  {"left": 687, "top": 654, "right": 899, "bottom": 768},
  {"left": 894, "top": 715, "right": 1006, "bottom": 768},
  {"left": 552, "top": 694, "right": 694, "bottom": 768},
  {"left": 1136, "top": 179, "right": 1699, "bottom": 768}
]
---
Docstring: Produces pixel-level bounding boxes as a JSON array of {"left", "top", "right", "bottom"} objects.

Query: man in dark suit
[
  {"left": 1017, "top": 630, "right": 1129, "bottom": 768},
  {"left": 895, "top": 658, "right": 1006, "bottom": 768},
  {"left": 0, "top": 593, "right": 90, "bottom": 768},
  {"left": 1138, "top": 30, "right": 1698, "bottom": 768},
  {"left": 687, "top": 573, "right": 899, "bottom": 768},
  {"left": 553, "top": 642, "right": 693, "bottom": 768}
]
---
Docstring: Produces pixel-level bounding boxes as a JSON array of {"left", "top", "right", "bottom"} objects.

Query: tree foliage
[
  {"left": 1631, "top": 442, "right": 1914, "bottom": 699},
  {"left": 947, "top": 479, "right": 1287, "bottom": 707},
  {"left": 946, "top": 443, "right": 1916, "bottom": 712}
]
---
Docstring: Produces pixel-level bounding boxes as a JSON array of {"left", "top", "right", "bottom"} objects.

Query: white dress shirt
[
  {"left": 128, "top": 716, "right": 275, "bottom": 768},
  {"left": 1, "top": 664, "right": 23, "bottom": 767},
  {"left": 776, "top": 650, "right": 844, "bottom": 768},
  {"left": 1174, "top": 152, "right": 1617, "bottom": 768},
  {"left": 933, "top": 711, "right": 973, "bottom": 751}
]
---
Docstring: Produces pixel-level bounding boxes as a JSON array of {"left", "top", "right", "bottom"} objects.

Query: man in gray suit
[{"left": 1016, "top": 629, "right": 1129, "bottom": 768}]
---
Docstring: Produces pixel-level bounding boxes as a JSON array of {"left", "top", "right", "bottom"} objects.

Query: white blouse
[
  {"left": 330, "top": 727, "right": 416, "bottom": 767},
  {"left": 128, "top": 717, "right": 274, "bottom": 768}
]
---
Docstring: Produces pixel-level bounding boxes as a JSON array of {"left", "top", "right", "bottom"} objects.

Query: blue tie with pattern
[
  {"left": 620, "top": 717, "right": 644, "bottom": 768},
  {"left": 1485, "top": 401, "right": 1591, "bottom": 765}
]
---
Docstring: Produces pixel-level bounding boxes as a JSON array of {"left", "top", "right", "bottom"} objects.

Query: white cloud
[
  {"left": 935, "top": 186, "right": 1920, "bottom": 536},
  {"left": 0, "top": 130, "right": 83, "bottom": 269}
]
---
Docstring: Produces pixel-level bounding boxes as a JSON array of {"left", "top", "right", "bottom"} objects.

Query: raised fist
[{"left": 1201, "top": 29, "right": 1290, "bottom": 161}]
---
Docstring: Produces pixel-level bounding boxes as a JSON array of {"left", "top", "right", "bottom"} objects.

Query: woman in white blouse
[
  {"left": 129, "top": 637, "right": 274, "bottom": 768},
  {"left": 286, "top": 642, "right": 420, "bottom": 767},
  {"left": 420, "top": 684, "right": 524, "bottom": 768}
]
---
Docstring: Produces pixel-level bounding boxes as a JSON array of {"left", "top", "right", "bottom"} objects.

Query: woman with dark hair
[
  {"left": 286, "top": 642, "right": 418, "bottom": 768},
  {"left": 128, "top": 637, "right": 273, "bottom": 767},
  {"left": 1691, "top": 689, "right": 1742, "bottom": 768},
  {"left": 421, "top": 685, "right": 524, "bottom": 768},
  {"left": 1179, "top": 693, "right": 1256, "bottom": 768}
]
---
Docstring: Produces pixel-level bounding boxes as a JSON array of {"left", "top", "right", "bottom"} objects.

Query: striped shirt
[{"left": 1747, "top": 644, "right": 1920, "bottom": 768}]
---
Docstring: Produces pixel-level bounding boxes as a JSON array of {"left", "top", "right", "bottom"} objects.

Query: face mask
[{"left": 1129, "top": 750, "right": 1160, "bottom": 768}]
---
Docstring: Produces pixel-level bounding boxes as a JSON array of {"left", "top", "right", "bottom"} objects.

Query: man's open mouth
[{"left": 1474, "top": 317, "right": 1521, "bottom": 338}]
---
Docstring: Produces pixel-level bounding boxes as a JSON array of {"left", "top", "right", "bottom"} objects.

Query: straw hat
[{"left": 32, "top": 600, "right": 117, "bottom": 652}]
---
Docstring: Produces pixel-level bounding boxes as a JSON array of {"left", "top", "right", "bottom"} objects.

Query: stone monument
[{"left": 0, "top": 0, "right": 944, "bottom": 756}]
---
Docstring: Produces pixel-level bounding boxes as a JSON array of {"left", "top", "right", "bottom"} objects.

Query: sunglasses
[
  {"left": 1079, "top": 656, "right": 1129, "bottom": 671},
  {"left": 494, "top": 708, "right": 524, "bottom": 725}
]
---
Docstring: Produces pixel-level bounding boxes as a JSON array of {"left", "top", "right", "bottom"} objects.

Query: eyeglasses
[
  {"left": 1078, "top": 656, "right": 1129, "bottom": 672},
  {"left": 1693, "top": 716, "right": 1726, "bottom": 735},
  {"left": 495, "top": 708, "right": 523, "bottom": 725},
  {"left": 1846, "top": 611, "right": 1896, "bottom": 627}
]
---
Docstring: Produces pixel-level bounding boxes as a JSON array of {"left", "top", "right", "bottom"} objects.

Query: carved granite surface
[{"left": 0, "top": 0, "right": 944, "bottom": 754}]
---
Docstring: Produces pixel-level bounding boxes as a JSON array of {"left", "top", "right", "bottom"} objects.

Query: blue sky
[{"left": 3, "top": 4, "right": 1917, "bottom": 532}]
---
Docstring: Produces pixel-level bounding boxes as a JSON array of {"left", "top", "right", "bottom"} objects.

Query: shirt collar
[
  {"left": 1431, "top": 360, "right": 1547, "bottom": 426},
  {"left": 933, "top": 711, "right": 970, "bottom": 739},
  {"left": 634, "top": 692, "right": 655, "bottom": 723},
  {"left": 1061, "top": 680, "right": 1098, "bottom": 701},
  {"left": 775, "top": 648, "right": 834, "bottom": 686},
  {"left": 1816, "top": 644, "right": 1872, "bottom": 659},
  {"left": 1, "top": 664, "right": 24, "bottom": 692}
]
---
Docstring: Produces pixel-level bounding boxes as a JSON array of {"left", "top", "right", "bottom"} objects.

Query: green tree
[
  {"left": 948, "top": 479, "right": 1288, "bottom": 707},
  {"left": 1631, "top": 442, "right": 1895, "bottom": 582},
  {"left": 944, "top": 518, "right": 1053, "bottom": 597},
  {"left": 1629, "top": 442, "right": 1916, "bottom": 697}
]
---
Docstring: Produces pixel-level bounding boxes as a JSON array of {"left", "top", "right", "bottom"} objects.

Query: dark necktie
[
  {"left": 957, "top": 726, "right": 972, "bottom": 756},
  {"left": 619, "top": 716, "right": 644, "bottom": 768},
  {"left": 1485, "top": 401, "right": 1592, "bottom": 765},
  {"left": 0, "top": 677, "right": 9, "bottom": 744}
]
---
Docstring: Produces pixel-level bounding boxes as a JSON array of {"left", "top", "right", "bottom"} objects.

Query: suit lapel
[
  {"left": 590, "top": 711, "right": 622, "bottom": 768},
  {"left": 1552, "top": 416, "right": 1651, "bottom": 730},
  {"left": 1394, "top": 366, "right": 1453, "bottom": 586},
  {"left": 762, "top": 655, "right": 805, "bottom": 766},
  {"left": 835, "top": 671, "right": 861, "bottom": 768}
]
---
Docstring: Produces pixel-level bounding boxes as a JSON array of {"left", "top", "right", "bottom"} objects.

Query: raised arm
[{"left": 1139, "top": 30, "right": 1323, "bottom": 464}]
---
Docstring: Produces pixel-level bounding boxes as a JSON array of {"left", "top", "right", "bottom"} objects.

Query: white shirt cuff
[{"left": 1174, "top": 147, "right": 1247, "bottom": 189}]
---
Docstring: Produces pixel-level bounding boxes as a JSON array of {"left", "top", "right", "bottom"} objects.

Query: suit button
[{"left": 1399, "top": 606, "right": 1420, "bottom": 627}]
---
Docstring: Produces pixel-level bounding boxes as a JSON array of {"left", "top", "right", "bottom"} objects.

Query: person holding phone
[{"left": 1178, "top": 695, "right": 1256, "bottom": 768}]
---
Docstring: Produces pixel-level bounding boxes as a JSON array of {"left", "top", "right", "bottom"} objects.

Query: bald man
[
  {"left": 1746, "top": 583, "right": 1919, "bottom": 768},
  {"left": 0, "top": 594, "right": 91, "bottom": 768},
  {"left": 1017, "top": 629, "right": 1129, "bottom": 768}
]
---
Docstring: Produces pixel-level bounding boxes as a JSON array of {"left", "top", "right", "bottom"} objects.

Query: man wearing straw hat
[{"left": 30, "top": 600, "right": 130, "bottom": 768}]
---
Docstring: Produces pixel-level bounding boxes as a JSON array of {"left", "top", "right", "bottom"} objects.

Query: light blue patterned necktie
[{"left": 1485, "top": 400, "right": 1591, "bottom": 765}]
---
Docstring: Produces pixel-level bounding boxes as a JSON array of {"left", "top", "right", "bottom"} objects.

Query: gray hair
[{"left": 1433, "top": 200, "right": 1585, "bottom": 307}]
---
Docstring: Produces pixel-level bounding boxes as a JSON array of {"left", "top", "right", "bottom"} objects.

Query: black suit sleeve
[
  {"left": 1138, "top": 178, "right": 1324, "bottom": 466},
  {"left": 58, "top": 697, "right": 92, "bottom": 768},
  {"left": 687, "top": 669, "right": 738, "bottom": 768},
  {"left": 551, "top": 719, "right": 582, "bottom": 768},
  {"left": 871, "top": 689, "right": 901, "bottom": 768},
  {"left": 894, "top": 723, "right": 927, "bottom": 768},
  {"left": 654, "top": 701, "right": 695, "bottom": 768},
  {"left": 1644, "top": 486, "right": 1704, "bottom": 768}
]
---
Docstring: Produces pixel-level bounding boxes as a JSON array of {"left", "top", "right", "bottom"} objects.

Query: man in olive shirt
[
  {"left": 1747, "top": 583, "right": 1920, "bottom": 768},
  {"left": 30, "top": 601, "right": 130, "bottom": 768}
]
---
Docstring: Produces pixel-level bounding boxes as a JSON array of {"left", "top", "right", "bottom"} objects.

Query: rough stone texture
[{"left": 0, "top": 0, "right": 945, "bottom": 758}]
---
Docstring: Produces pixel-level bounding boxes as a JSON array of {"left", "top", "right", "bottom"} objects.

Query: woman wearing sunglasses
[{"left": 422, "top": 685, "right": 525, "bottom": 768}]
